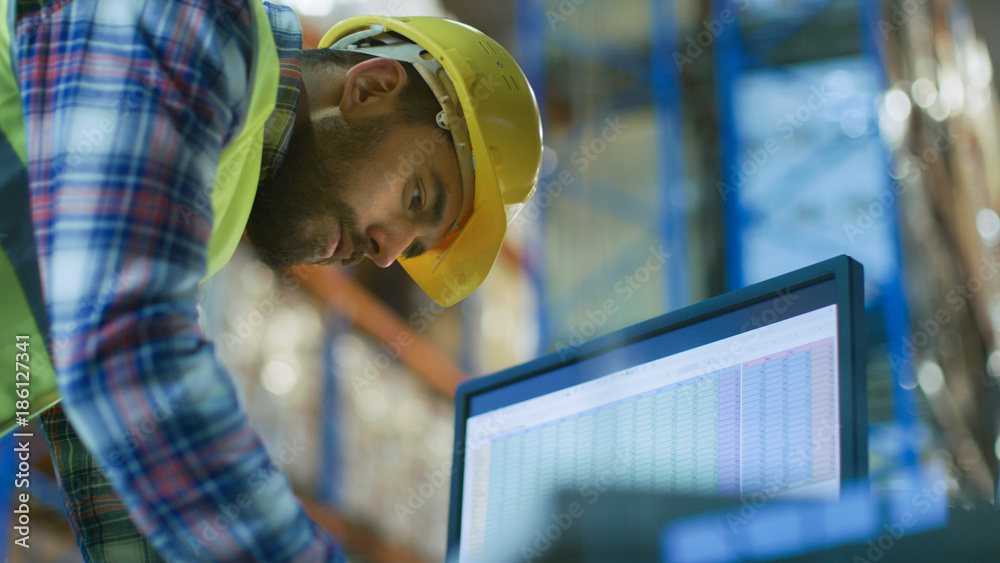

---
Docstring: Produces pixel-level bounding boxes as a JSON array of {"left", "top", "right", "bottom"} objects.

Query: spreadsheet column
[
  {"left": 809, "top": 338, "right": 838, "bottom": 481},
  {"left": 462, "top": 444, "right": 491, "bottom": 558},
  {"left": 689, "top": 378, "right": 720, "bottom": 493},
  {"left": 717, "top": 367, "right": 741, "bottom": 495},
  {"left": 633, "top": 394, "right": 656, "bottom": 491},
  {"left": 518, "top": 429, "right": 542, "bottom": 523},
  {"left": 742, "top": 347, "right": 814, "bottom": 493}
]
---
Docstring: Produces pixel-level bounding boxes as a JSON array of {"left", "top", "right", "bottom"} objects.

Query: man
[{"left": 0, "top": 0, "right": 542, "bottom": 560}]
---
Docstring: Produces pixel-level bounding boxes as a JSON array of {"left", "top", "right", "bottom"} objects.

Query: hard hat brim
[{"left": 399, "top": 138, "right": 505, "bottom": 307}]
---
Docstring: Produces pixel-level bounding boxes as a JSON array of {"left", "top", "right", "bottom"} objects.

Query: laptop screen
[{"left": 448, "top": 256, "right": 866, "bottom": 561}]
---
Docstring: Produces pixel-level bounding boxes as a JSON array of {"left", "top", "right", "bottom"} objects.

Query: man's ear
[{"left": 340, "top": 57, "right": 407, "bottom": 118}]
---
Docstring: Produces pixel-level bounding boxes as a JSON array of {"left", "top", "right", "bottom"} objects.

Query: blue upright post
[
  {"left": 317, "top": 316, "right": 344, "bottom": 507},
  {"left": 713, "top": 0, "right": 746, "bottom": 290},
  {"left": 651, "top": 0, "right": 691, "bottom": 311},
  {"left": 858, "top": 0, "right": 919, "bottom": 473},
  {"left": 516, "top": 0, "right": 551, "bottom": 354}
]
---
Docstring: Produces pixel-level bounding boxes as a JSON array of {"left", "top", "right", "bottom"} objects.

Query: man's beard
[{"left": 246, "top": 114, "right": 389, "bottom": 269}]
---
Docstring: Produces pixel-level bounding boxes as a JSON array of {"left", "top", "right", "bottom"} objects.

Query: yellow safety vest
[{"left": 0, "top": 0, "right": 279, "bottom": 434}]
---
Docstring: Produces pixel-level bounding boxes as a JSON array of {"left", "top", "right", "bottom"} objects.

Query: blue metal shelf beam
[
  {"left": 714, "top": 0, "right": 746, "bottom": 290},
  {"left": 652, "top": 0, "right": 691, "bottom": 311},
  {"left": 519, "top": 0, "right": 692, "bottom": 347},
  {"left": 516, "top": 0, "right": 551, "bottom": 355},
  {"left": 859, "top": 0, "right": 918, "bottom": 472}
]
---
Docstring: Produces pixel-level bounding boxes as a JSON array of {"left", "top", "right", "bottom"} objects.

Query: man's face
[{"left": 246, "top": 113, "right": 466, "bottom": 271}]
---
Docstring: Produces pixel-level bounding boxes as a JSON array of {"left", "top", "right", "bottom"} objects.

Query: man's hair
[{"left": 302, "top": 48, "right": 443, "bottom": 127}]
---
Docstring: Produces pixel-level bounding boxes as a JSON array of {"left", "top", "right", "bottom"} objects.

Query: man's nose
[{"left": 365, "top": 223, "right": 417, "bottom": 268}]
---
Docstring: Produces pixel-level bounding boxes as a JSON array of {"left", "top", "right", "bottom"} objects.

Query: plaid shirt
[{"left": 15, "top": 0, "right": 343, "bottom": 560}]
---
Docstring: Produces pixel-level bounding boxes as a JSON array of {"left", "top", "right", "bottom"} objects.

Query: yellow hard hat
[{"left": 319, "top": 16, "right": 543, "bottom": 307}]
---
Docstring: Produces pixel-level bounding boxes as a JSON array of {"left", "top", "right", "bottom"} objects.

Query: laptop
[{"left": 446, "top": 255, "right": 867, "bottom": 562}]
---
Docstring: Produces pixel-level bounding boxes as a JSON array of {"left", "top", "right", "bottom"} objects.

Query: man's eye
[{"left": 409, "top": 185, "right": 424, "bottom": 210}]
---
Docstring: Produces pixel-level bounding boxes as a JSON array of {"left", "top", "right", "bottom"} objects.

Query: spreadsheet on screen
[{"left": 459, "top": 305, "right": 841, "bottom": 561}]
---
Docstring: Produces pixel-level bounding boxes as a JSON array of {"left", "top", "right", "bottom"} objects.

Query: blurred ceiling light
[
  {"left": 826, "top": 70, "right": 854, "bottom": 96},
  {"left": 839, "top": 109, "right": 867, "bottom": 138},
  {"left": 988, "top": 350, "right": 1000, "bottom": 379},
  {"left": 262, "top": 359, "right": 299, "bottom": 395},
  {"left": 939, "top": 70, "right": 965, "bottom": 117},
  {"left": 968, "top": 41, "right": 994, "bottom": 90},
  {"left": 877, "top": 100, "right": 906, "bottom": 149},
  {"left": 910, "top": 78, "right": 937, "bottom": 109},
  {"left": 966, "top": 87, "right": 991, "bottom": 115},
  {"left": 917, "top": 361, "right": 944, "bottom": 396},
  {"left": 976, "top": 208, "right": 1000, "bottom": 246},
  {"left": 889, "top": 156, "right": 911, "bottom": 180},
  {"left": 884, "top": 88, "right": 912, "bottom": 122},
  {"left": 927, "top": 95, "right": 950, "bottom": 122},
  {"left": 332, "top": 333, "right": 366, "bottom": 371}
]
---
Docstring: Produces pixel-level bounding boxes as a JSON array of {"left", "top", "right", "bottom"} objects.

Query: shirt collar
[{"left": 259, "top": 2, "right": 304, "bottom": 181}]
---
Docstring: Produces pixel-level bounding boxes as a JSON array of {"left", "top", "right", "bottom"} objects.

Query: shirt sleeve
[{"left": 17, "top": 0, "right": 344, "bottom": 560}]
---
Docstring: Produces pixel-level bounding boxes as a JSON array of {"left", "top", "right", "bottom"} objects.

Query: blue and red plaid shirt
[{"left": 14, "top": 0, "right": 343, "bottom": 560}]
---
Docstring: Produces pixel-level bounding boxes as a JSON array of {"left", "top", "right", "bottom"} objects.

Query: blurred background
[{"left": 6, "top": 0, "right": 1000, "bottom": 560}]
